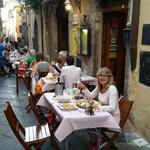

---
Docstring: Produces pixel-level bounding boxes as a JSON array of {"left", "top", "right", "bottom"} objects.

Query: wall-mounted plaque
[
  {"left": 142, "top": 24, "right": 150, "bottom": 45},
  {"left": 139, "top": 51, "right": 150, "bottom": 86}
]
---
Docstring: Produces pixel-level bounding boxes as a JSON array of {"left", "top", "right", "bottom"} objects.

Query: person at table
[
  {"left": 77, "top": 67, "right": 120, "bottom": 124},
  {"left": 32, "top": 53, "right": 51, "bottom": 80},
  {"left": 51, "top": 57, "right": 65, "bottom": 76},
  {"left": 1, "top": 48, "right": 13, "bottom": 74},
  {"left": 58, "top": 50, "right": 67, "bottom": 61},
  {"left": 51, "top": 50, "right": 67, "bottom": 66},
  {"left": 0, "top": 38, "right": 5, "bottom": 56},
  {"left": 26, "top": 49, "right": 36, "bottom": 67},
  {"left": 18, "top": 59, "right": 28, "bottom": 76},
  {"left": 50, "top": 51, "right": 67, "bottom": 77},
  {"left": 60, "top": 56, "right": 81, "bottom": 90}
]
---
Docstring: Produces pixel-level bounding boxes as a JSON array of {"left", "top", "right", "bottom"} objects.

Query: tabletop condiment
[
  {"left": 55, "top": 76, "right": 64, "bottom": 96},
  {"left": 85, "top": 99, "right": 95, "bottom": 116}
]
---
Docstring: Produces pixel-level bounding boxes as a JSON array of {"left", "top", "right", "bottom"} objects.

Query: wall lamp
[
  {"left": 64, "top": 0, "right": 72, "bottom": 12},
  {"left": 123, "top": 25, "right": 131, "bottom": 47}
]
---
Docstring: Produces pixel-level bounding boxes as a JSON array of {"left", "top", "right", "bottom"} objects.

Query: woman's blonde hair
[{"left": 97, "top": 67, "right": 115, "bottom": 93}]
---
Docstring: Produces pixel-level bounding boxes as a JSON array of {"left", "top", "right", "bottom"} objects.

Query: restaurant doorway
[
  {"left": 56, "top": 1, "right": 68, "bottom": 52},
  {"left": 102, "top": 12, "right": 127, "bottom": 94}
]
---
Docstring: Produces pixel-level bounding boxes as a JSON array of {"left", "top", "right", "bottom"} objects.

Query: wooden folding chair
[
  {"left": 28, "top": 92, "right": 48, "bottom": 125},
  {"left": 22, "top": 75, "right": 41, "bottom": 113},
  {"left": 22, "top": 75, "right": 33, "bottom": 96},
  {"left": 23, "top": 76, "right": 57, "bottom": 126},
  {"left": 4, "top": 101, "right": 51, "bottom": 150},
  {"left": 29, "top": 92, "right": 59, "bottom": 128},
  {"left": 16, "top": 65, "right": 31, "bottom": 95},
  {"left": 101, "top": 96, "right": 134, "bottom": 150},
  {"left": 28, "top": 93, "right": 61, "bottom": 149}
]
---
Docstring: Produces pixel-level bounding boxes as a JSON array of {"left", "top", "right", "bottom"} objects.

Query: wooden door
[{"left": 102, "top": 12, "right": 127, "bottom": 94}]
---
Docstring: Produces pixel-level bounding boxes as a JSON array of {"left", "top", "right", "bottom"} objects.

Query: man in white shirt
[{"left": 60, "top": 56, "right": 81, "bottom": 90}]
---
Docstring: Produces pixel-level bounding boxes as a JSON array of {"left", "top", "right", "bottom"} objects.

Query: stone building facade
[
  {"left": 0, "top": 0, "right": 3, "bottom": 39},
  {"left": 26, "top": 0, "right": 150, "bottom": 141},
  {"left": 128, "top": 0, "right": 150, "bottom": 140}
]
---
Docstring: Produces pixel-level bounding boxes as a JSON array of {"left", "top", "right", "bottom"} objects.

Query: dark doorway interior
[
  {"left": 33, "top": 20, "right": 38, "bottom": 51},
  {"left": 56, "top": 1, "right": 68, "bottom": 52}
]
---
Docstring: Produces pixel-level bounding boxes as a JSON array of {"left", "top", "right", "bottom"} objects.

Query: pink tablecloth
[{"left": 37, "top": 93, "right": 121, "bottom": 142}]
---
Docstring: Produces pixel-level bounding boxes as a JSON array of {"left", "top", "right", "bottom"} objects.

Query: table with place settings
[
  {"left": 37, "top": 92, "right": 121, "bottom": 143},
  {"left": 39, "top": 77, "right": 57, "bottom": 92},
  {"left": 38, "top": 74, "right": 97, "bottom": 92}
]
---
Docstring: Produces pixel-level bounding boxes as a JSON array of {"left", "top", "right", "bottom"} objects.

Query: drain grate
[{"left": 132, "top": 137, "right": 149, "bottom": 147}]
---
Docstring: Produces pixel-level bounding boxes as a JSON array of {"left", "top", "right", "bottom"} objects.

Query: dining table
[
  {"left": 37, "top": 92, "right": 121, "bottom": 149},
  {"left": 38, "top": 74, "right": 97, "bottom": 92}
]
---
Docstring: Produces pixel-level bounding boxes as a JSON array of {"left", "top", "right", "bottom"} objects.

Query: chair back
[
  {"left": 101, "top": 96, "right": 134, "bottom": 150},
  {"left": 22, "top": 76, "right": 33, "bottom": 97},
  {"left": 4, "top": 101, "right": 30, "bottom": 149},
  {"left": 119, "top": 96, "right": 134, "bottom": 128},
  {"left": 28, "top": 93, "right": 47, "bottom": 125}
]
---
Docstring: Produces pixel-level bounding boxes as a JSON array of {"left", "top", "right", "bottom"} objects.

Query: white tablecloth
[
  {"left": 37, "top": 93, "right": 121, "bottom": 142},
  {"left": 38, "top": 74, "right": 97, "bottom": 92},
  {"left": 80, "top": 74, "right": 97, "bottom": 85},
  {"left": 38, "top": 78, "right": 57, "bottom": 92}
]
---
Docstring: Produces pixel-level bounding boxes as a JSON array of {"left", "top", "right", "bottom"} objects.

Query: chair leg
[
  {"left": 104, "top": 133, "right": 119, "bottom": 150},
  {"left": 35, "top": 141, "right": 46, "bottom": 150},
  {"left": 50, "top": 134, "right": 61, "bottom": 150},
  {"left": 25, "top": 104, "right": 31, "bottom": 113}
]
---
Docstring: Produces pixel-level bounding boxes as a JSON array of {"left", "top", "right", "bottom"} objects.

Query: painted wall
[
  {"left": 40, "top": 0, "right": 102, "bottom": 70},
  {"left": 129, "top": 0, "right": 150, "bottom": 140},
  {"left": 69, "top": 0, "right": 102, "bottom": 76}
]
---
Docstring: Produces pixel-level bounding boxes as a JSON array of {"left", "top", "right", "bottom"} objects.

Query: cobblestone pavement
[{"left": 0, "top": 75, "right": 150, "bottom": 150}]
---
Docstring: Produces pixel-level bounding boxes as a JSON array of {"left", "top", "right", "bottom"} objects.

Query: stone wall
[
  {"left": 129, "top": 0, "right": 150, "bottom": 140},
  {"left": 42, "top": 2, "right": 60, "bottom": 63},
  {"left": 69, "top": 0, "right": 103, "bottom": 76},
  {"left": 40, "top": 0, "right": 103, "bottom": 75}
]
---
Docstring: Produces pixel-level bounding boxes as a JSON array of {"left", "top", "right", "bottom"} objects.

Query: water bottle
[{"left": 55, "top": 76, "right": 63, "bottom": 96}]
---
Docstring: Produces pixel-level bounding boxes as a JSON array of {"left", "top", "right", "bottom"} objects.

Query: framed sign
[
  {"left": 139, "top": 51, "right": 150, "bottom": 86},
  {"left": 142, "top": 24, "right": 150, "bottom": 45},
  {"left": 80, "top": 27, "right": 91, "bottom": 56}
]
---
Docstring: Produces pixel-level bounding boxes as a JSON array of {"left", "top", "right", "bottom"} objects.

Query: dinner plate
[
  {"left": 58, "top": 103, "right": 77, "bottom": 110},
  {"left": 52, "top": 95, "right": 71, "bottom": 103},
  {"left": 75, "top": 99, "right": 100, "bottom": 109}
]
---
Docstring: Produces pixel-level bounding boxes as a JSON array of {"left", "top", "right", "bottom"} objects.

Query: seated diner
[
  {"left": 60, "top": 56, "right": 81, "bottom": 90},
  {"left": 77, "top": 67, "right": 120, "bottom": 124}
]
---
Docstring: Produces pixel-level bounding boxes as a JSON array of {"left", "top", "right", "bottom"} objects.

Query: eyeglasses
[{"left": 98, "top": 75, "right": 110, "bottom": 78}]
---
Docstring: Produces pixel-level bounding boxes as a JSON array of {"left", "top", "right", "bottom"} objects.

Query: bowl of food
[
  {"left": 75, "top": 99, "right": 100, "bottom": 109},
  {"left": 54, "top": 95, "right": 71, "bottom": 103},
  {"left": 74, "top": 95, "right": 84, "bottom": 100},
  {"left": 69, "top": 88, "right": 80, "bottom": 97}
]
